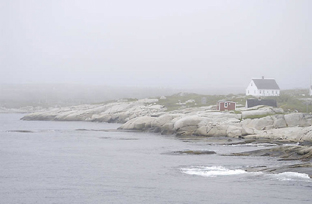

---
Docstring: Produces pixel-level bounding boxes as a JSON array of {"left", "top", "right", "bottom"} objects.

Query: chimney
[{"left": 262, "top": 76, "right": 264, "bottom": 79}]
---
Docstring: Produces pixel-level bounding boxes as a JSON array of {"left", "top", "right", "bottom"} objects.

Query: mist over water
[
  {"left": 1, "top": 114, "right": 312, "bottom": 204},
  {"left": 0, "top": 83, "right": 247, "bottom": 108},
  {"left": 1, "top": 1, "right": 312, "bottom": 203}
]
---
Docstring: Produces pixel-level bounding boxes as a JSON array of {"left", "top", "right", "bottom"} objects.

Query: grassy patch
[
  {"left": 156, "top": 93, "right": 248, "bottom": 112},
  {"left": 266, "top": 90, "right": 312, "bottom": 113},
  {"left": 233, "top": 110, "right": 242, "bottom": 114},
  {"left": 243, "top": 114, "right": 273, "bottom": 119}
]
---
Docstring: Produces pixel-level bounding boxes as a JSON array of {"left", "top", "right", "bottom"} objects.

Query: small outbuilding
[
  {"left": 246, "top": 98, "right": 277, "bottom": 108},
  {"left": 217, "top": 100, "right": 236, "bottom": 111}
]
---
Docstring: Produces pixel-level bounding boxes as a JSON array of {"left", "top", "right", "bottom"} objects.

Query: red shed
[{"left": 217, "top": 100, "right": 236, "bottom": 111}]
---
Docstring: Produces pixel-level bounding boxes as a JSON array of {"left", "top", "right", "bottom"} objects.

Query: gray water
[{"left": 1, "top": 114, "right": 311, "bottom": 204}]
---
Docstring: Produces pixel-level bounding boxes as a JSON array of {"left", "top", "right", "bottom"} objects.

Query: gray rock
[
  {"left": 243, "top": 116, "right": 274, "bottom": 130},
  {"left": 227, "top": 125, "right": 243, "bottom": 138},
  {"left": 241, "top": 107, "right": 284, "bottom": 119},
  {"left": 119, "top": 116, "right": 156, "bottom": 130},
  {"left": 173, "top": 116, "right": 204, "bottom": 131},
  {"left": 195, "top": 124, "right": 228, "bottom": 136},
  {"left": 284, "top": 113, "right": 311, "bottom": 127},
  {"left": 272, "top": 114, "right": 287, "bottom": 128}
]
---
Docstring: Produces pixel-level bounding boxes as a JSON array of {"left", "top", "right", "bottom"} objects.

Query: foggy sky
[{"left": 1, "top": 0, "right": 312, "bottom": 91}]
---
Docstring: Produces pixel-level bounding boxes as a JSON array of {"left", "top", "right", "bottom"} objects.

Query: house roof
[
  {"left": 218, "top": 100, "right": 236, "bottom": 103},
  {"left": 246, "top": 99, "right": 277, "bottom": 108},
  {"left": 252, "top": 78, "right": 280, "bottom": 90}
]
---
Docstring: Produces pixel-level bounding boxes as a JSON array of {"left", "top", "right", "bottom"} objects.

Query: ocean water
[{"left": 0, "top": 114, "right": 311, "bottom": 204}]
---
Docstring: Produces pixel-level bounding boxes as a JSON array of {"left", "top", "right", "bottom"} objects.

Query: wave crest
[
  {"left": 181, "top": 166, "right": 246, "bottom": 177},
  {"left": 273, "top": 172, "right": 311, "bottom": 181}
]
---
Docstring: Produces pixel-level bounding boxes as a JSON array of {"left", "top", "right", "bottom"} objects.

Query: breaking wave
[
  {"left": 271, "top": 172, "right": 311, "bottom": 181},
  {"left": 181, "top": 166, "right": 247, "bottom": 177},
  {"left": 181, "top": 166, "right": 311, "bottom": 182}
]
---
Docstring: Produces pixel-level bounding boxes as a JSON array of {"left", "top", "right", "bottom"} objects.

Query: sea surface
[{"left": 1, "top": 114, "right": 311, "bottom": 204}]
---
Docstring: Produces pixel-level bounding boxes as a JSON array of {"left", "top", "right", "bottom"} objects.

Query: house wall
[
  {"left": 246, "top": 80, "right": 280, "bottom": 96},
  {"left": 246, "top": 81, "right": 258, "bottom": 96},
  {"left": 218, "top": 102, "right": 236, "bottom": 111},
  {"left": 258, "top": 89, "right": 280, "bottom": 96},
  {"left": 246, "top": 99, "right": 277, "bottom": 108}
]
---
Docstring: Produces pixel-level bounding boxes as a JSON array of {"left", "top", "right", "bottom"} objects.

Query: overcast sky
[{"left": 1, "top": 0, "right": 311, "bottom": 91}]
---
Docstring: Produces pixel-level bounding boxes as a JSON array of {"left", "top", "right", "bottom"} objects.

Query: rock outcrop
[
  {"left": 228, "top": 145, "right": 312, "bottom": 162},
  {"left": 119, "top": 106, "right": 312, "bottom": 142},
  {"left": 22, "top": 99, "right": 166, "bottom": 123},
  {"left": 21, "top": 99, "right": 312, "bottom": 142}
]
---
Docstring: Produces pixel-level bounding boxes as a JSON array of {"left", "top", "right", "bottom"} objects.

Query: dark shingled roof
[
  {"left": 246, "top": 99, "right": 277, "bottom": 108},
  {"left": 252, "top": 78, "right": 280, "bottom": 90}
]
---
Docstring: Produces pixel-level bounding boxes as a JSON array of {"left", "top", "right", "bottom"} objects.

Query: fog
[{"left": 1, "top": 0, "right": 312, "bottom": 106}]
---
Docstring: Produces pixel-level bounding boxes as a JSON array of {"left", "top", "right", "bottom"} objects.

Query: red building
[{"left": 217, "top": 100, "right": 236, "bottom": 111}]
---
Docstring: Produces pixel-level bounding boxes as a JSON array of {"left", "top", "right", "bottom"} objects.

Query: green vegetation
[
  {"left": 243, "top": 114, "right": 274, "bottom": 119},
  {"left": 155, "top": 92, "right": 258, "bottom": 112},
  {"left": 233, "top": 110, "right": 242, "bottom": 114},
  {"left": 156, "top": 93, "right": 224, "bottom": 111},
  {"left": 103, "top": 89, "right": 312, "bottom": 113},
  {"left": 267, "top": 89, "right": 312, "bottom": 113},
  {"left": 120, "top": 89, "right": 312, "bottom": 113}
]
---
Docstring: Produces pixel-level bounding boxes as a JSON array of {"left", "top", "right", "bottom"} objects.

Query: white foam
[
  {"left": 181, "top": 166, "right": 312, "bottom": 182},
  {"left": 181, "top": 166, "right": 247, "bottom": 177},
  {"left": 272, "top": 172, "right": 311, "bottom": 181}
]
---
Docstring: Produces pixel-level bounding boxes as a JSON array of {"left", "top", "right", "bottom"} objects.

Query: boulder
[
  {"left": 173, "top": 116, "right": 204, "bottom": 131},
  {"left": 255, "top": 126, "right": 312, "bottom": 142},
  {"left": 227, "top": 125, "right": 243, "bottom": 138},
  {"left": 242, "top": 126, "right": 255, "bottom": 135},
  {"left": 176, "top": 125, "right": 198, "bottom": 136},
  {"left": 284, "top": 113, "right": 311, "bottom": 127},
  {"left": 119, "top": 116, "right": 156, "bottom": 130},
  {"left": 160, "top": 123, "right": 175, "bottom": 135},
  {"left": 241, "top": 107, "right": 283, "bottom": 119},
  {"left": 151, "top": 114, "right": 183, "bottom": 127},
  {"left": 272, "top": 114, "right": 287, "bottom": 128},
  {"left": 207, "top": 125, "right": 229, "bottom": 136},
  {"left": 243, "top": 116, "right": 274, "bottom": 130},
  {"left": 195, "top": 124, "right": 228, "bottom": 136}
]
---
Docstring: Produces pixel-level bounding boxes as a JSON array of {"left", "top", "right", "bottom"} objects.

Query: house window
[
  {"left": 224, "top": 102, "right": 228, "bottom": 108},
  {"left": 259, "top": 90, "right": 261, "bottom": 94}
]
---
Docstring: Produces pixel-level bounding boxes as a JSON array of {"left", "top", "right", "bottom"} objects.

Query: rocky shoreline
[
  {"left": 21, "top": 97, "right": 312, "bottom": 176},
  {"left": 21, "top": 98, "right": 312, "bottom": 142}
]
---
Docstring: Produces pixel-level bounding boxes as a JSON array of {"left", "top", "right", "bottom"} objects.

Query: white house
[{"left": 246, "top": 76, "right": 280, "bottom": 97}]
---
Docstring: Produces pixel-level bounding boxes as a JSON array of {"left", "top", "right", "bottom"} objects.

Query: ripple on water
[{"left": 7, "top": 130, "right": 34, "bottom": 133}]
